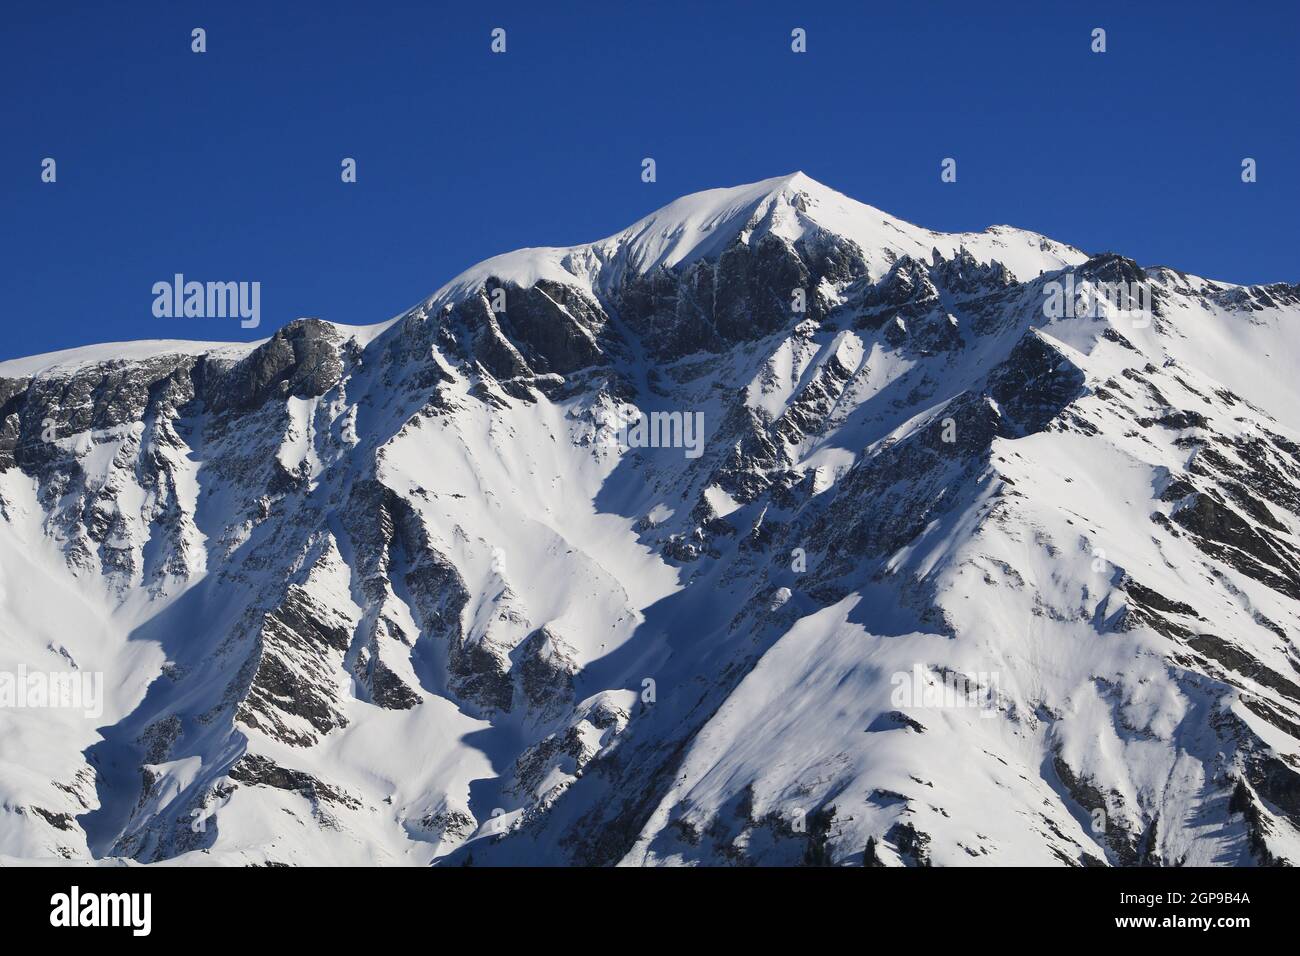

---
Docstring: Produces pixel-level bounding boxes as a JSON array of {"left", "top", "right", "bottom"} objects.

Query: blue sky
[{"left": 2, "top": 0, "right": 1296, "bottom": 361}]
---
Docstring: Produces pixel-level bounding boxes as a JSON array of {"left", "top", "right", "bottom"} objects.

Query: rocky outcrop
[{"left": 210, "top": 319, "right": 344, "bottom": 413}]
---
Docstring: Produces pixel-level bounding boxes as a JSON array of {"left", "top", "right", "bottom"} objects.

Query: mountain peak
[
  {"left": 429, "top": 174, "right": 1087, "bottom": 310},
  {"left": 4, "top": 164, "right": 1300, "bottom": 870},
  {"left": 767, "top": 169, "right": 822, "bottom": 193}
]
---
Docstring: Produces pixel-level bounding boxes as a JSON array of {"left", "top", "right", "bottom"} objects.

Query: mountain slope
[{"left": 2, "top": 174, "right": 1298, "bottom": 866}]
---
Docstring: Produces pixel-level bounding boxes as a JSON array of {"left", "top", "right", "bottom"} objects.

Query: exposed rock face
[
  {"left": 616, "top": 227, "right": 866, "bottom": 361},
  {"left": 228, "top": 754, "right": 361, "bottom": 809},
  {"left": 212, "top": 319, "right": 345, "bottom": 413},
  {"left": 239, "top": 584, "right": 355, "bottom": 746},
  {"left": 2, "top": 173, "right": 1298, "bottom": 868},
  {"left": 513, "top": 626, "right": 579, "bottom": 721}
]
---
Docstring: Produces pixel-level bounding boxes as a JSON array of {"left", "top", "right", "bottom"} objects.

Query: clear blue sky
[{"left": 3, "top": 0, "right": 1296, "bottom": 361}]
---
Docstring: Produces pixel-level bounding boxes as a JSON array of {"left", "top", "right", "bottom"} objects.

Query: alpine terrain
[{"left": 3, "top": 172, "right": 1300, "bottom": 867}]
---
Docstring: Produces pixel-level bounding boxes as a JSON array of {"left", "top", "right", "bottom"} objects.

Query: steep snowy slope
[{"left": 1, "top": 174, "right": 1297, "bottom": 866}]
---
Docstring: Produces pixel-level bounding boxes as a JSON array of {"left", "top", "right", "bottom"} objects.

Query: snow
[
  {"left": 0, "top": 469, "right": 161, "bottom": 860},
  {"left": 2, "top": 172, "right": 1297, "bottom": 868},
  {"left": 427, "top": 172, "right": 1087, "bottom": 313},
  {"left": 0, "top": 340, "right": 256, "bottom": 379}
]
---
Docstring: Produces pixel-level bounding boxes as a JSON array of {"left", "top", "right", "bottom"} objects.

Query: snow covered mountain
[{"left": 3, "top": 172, "right": 1299, "bottom": 866}]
